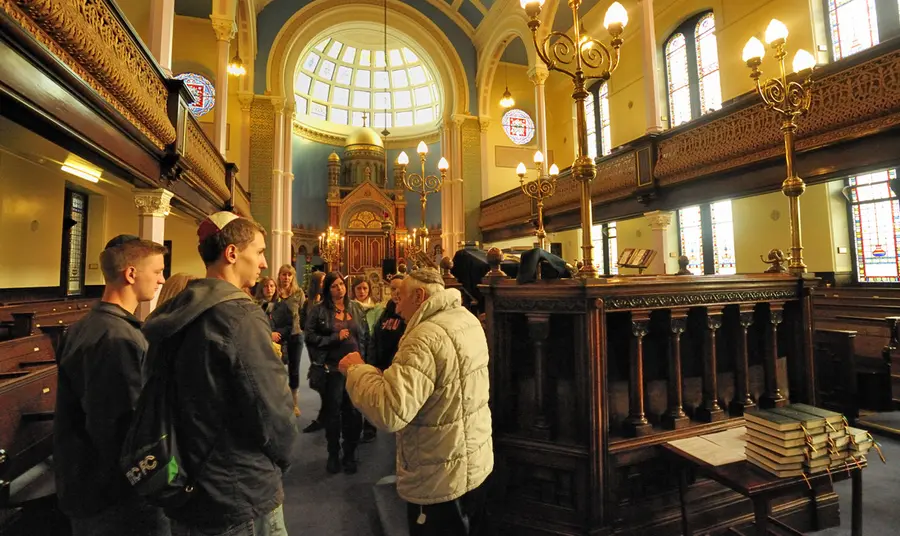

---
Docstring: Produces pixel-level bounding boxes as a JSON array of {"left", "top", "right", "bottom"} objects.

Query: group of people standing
[{"left": 51, "top": 209, "right": 493, "bottom": 536}]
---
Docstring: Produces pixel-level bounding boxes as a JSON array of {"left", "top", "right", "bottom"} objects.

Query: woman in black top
[
  {"left": 301, "top": 271, "right": 326, "bottom": 433},
  {"left": 304, "top": 271, "right": 369, "bottom": 474}
]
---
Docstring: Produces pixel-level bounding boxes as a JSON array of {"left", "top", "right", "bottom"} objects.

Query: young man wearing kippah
[
  {"left": 142, "top": 212, "right": 298, "bottom": 536},
  {"left": 54, "top": 235, "right": 169, "bottom": 536}
]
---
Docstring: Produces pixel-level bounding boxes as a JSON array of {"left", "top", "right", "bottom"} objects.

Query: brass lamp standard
[
  {"left": 742, "top": 19, "right": 816, "bottom": 275},
  {"left": 521, "top": 0, "right": 629, "bottom": 278},
  {"left": 396, "top": 141, "right": 450, "bottom": 240},
  {"left": 318, "top": 226, "right": 345, "bottom": 271},
  {"left": 518, "top": 151, "right": 560, "bottom": 250}
]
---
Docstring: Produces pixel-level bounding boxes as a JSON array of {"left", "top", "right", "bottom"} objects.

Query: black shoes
[
  {"left": 303, "top": 420, "right": 324, "bottom": 433},
  {"left": 342, "top": 452, "right": 358, "bottom": 474},
  {"left": 360, "top": 428, "right": 376, "bottom": 443},
  {"left": 326, "top": 452, "right": 341, "bottom": 474}
]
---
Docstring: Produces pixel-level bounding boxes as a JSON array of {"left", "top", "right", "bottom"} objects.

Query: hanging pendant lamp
[
  {"left": 499, "top": 63, "right": 515, "bottom": 108},
  {"left": 227, "top": 30, "right": 246, "bottom": 77}
]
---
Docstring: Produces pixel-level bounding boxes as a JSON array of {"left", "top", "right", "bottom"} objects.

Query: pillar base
[
  {"left": 661, "top": 411, "right": 690, "bottom": 430},
  {"left": 695, "top": 404, "right": 726, "bottom": 423},
  {"left": 729, "top": 398, "right": 756, "bottom": 416},
  {"left": 623, "top": 417, "right": 652, "bottom": 438},
  {"left": 759, "top": 392, "right": 787, "bottom": 409}
]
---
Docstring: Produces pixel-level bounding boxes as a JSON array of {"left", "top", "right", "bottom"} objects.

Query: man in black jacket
[
  {"left": 143, "top": 212, "right": 298, "bottom": 536},
  {"left": 54, "top": 235, "right": 169, "bottom": 536}
]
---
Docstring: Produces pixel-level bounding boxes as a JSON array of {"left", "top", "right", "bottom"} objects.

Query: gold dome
[
  {"left": 328, "top": 151, "right": 340, "bottom": 162},
  {"left": 345, "top": 127, "right": 384, "bottom": 150}
]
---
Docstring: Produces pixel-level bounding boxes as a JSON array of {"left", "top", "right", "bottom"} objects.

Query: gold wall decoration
[
  {"left": 182, "top": 116, "right": 229, "bottom": 203},
  {"left": 655, "top": 48, "right": 900, "bottom": 186},
  {"left": 348, "top": 210, "right": 383, "bottom": 230},
  {"left": 250, "top": 98, "right": 276, "bottom": 230},
  {"left": 291, "top": 120, "right": 441, "bottom": 150},
  {"left": 3, "top": 0, "right": 176, "bottom": 150}
]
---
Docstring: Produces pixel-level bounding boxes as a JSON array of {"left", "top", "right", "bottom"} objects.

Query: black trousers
[
  {"left": 322, "top": 371, "right": 362, "bottom": 454},
  {"left": 287, "top": 334, "right": 302, "bottom": 390},
  {"left": 406, "top": 482, "right": 488, "bottom": 536}
]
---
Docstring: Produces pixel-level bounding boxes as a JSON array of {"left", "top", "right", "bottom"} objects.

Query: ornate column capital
[
  {"left": 528, "top": 61, "right": 550, "bottom": 85},
  {"left": 450, "top": 114, "right": 467, "bottom": 128},
  {"left": 209, "top": 15, "right": 236, "bottom": 42},
  {"left": 271, "top": 96, "right": 286, "bottom": 112},
  {"left": 237, "top": 92, "right": 254, "bottom": 112},
  {"left": 133, "top": 188, "right": 174, "bottom": 217},
  {"left": 478, "top": 116, "right": 491, "bottom": 132},
  {"left": 643, "top": 210, "right": 674, "bottom": 231}
]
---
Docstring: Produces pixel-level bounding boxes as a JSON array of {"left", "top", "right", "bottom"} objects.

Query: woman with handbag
[
  {"left": 301, "top": 271, "right": 326, "bottom": 433},
  {"left": 304, "top": 271, "right": 369, "bottom": 474},
  {"left": 275, "top": 264, "right": 306, "bottom": 417}
]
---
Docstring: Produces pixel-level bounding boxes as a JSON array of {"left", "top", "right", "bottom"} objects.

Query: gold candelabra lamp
[
  {"left": 518, "top": 151, "right": 559, "bottom": 250},
  {"left": 318, "top": 226, "right": 344, "bottom": 271},
  {"left": 521, "top": 0, "right": 628, "bottom": 278},
  {"left": 397, "top": 141, "right": 449, "bottom": 238},
  {"left": 403, "top": 227, "right": 429, "bottom": 264},
  {"left": 742, "top": 19, "right": 816, "bottom": 275}
]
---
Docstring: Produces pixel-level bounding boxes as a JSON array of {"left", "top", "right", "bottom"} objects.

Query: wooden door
[{"left": 346, "top": 233, "right": 385, "bottom": 275}]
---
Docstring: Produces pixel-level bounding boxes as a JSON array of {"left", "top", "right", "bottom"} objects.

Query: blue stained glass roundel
[
  {"left": 501, "top": 109, "right": 535, "bottom": 145},
  {"left": 175, "top": 73, "right": 216, "bottom": 117}
]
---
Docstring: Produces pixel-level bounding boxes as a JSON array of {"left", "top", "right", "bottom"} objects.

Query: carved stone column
[
  {"left": 639, "top": 0, "right": 664, "bottom": 133},
  {"left": 528, "top": 62, "right": 550, "bottom": 163},
  {"left": 697, "top": 306, "right": 726, "bottom": 422},
  {"left": 282, "top": 102, "right": 295, "bottom": 266},
  {"left": 210, "top": 16, "right": 236, "bottom": 156},
  {"left": 133, "top": 188, "right": 173, "bottom": 320},
  {"left": 527, "top": 313, "right": 551, "bottom": 440},
  {"left": 149, "top": 0, "right": 175, "bottom": 74},
  {"left": 761, "top": 302, "right": 787, "bottom": 408},
  {"left": 478, "top": 116, "right": 491, "bottom": 201},
  {"left": 625, "top": 311, "right": 652, "bottom": 437},
  {"left": 450, "top": 114, "right": 467, "bottom": 251},
  {"left": 643, "top": 210, "right": 675, "bottom": 274},
  {"left": 270, "top": 97, "right": 285, "bottom": 272},
  {"left": 662, "top": 308, "right": 689, "bottom": 429},
  {"left": 730, "top": 303, "right": 757, "bottom": 415}
]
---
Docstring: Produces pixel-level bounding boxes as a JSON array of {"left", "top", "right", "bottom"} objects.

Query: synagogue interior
[{"left": 3, "top": 0, "right": 900, "bottom": 534}]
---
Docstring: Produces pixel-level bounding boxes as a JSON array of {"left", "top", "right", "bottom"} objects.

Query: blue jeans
[
  {"left": 69, "top": 494, "right": 170, "bottom": 536},
  {"left": 170, "top": 505, "right": 288, "bottom": 536}
]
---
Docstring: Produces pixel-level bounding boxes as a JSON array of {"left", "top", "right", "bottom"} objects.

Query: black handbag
[{"left": 308, "top": 362, "right": 329, "bottom": 391}]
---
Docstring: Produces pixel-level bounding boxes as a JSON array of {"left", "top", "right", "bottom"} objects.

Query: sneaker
[
  {"left": 303, "top": 420, "right": 324, "bottom": 433},
  {"left": 293, "top": 406, "right": 301, "bottom": 417},
  {"left": 326, "top": 452, "right": 341, "bottom": 474}
]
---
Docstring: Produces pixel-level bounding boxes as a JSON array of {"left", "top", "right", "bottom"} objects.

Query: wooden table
[{"left": 662, "top": 443, "right": 865, "bottom": 536}]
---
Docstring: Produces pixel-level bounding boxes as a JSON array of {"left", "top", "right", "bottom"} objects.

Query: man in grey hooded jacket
[{"left": 143, "top": 212, "right": 298, "bottom": 536}]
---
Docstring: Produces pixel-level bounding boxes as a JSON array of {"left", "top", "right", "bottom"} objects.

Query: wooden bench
[
  {"left": 813, "top": 328, "right": 859, "bottom": 420},
  {"left": 0, "top": 300, "right": 94, "bottom": 340},
  {"left": 0, "top": 334, "right": 59, "bottom": 505}
]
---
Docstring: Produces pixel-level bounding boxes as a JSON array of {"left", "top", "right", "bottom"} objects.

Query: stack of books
[{"left": 744, "top": 404, "right": 882, "bottom": 477}]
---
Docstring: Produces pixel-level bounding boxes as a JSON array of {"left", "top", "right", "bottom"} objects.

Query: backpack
[{"left": 119, "top": 332, "right": 215, "bottom": 508}]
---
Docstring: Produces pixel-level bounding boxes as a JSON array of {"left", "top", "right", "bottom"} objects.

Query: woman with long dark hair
[
  {"left": 301, "top": 271, "right": 326, "bottom": 433},
  {"left": 304, "top": 271, "right": 368, "bottom": 474}
]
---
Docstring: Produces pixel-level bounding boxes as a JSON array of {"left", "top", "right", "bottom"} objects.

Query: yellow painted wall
[
  {"left": 485, "top": 62, "right": 539, "bottom": 198},
  {"left": 0, "top": 153, "right": 65, "bottom": 288},
  {"left": 547, "top": 228, "right": 582, "bottom": 262},
  {"left": 117, "top": 0, "right": 152, "bottom": 47},
  {"left": 166, "top": 213, "right": 207, "bottom": 277},
  {"left": 172, "top": 16, "right": 219, "bottom": 130}
]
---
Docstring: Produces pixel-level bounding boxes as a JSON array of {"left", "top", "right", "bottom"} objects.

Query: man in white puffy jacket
[{"left": 339, "top": 267, "right": 493, "bottom": 535}]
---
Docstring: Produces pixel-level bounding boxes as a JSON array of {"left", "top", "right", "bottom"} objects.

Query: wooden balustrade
[
  {"left": 730, "top": 304, "right": 757, "bottom": 415},
  {"left": 662, "top": 309, "right": 689, "bottom": 429}
]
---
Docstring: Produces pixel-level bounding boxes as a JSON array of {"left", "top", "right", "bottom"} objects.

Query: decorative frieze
[
  {"left": 133, "top": 188, "right": 173, "bottom": 217},
  {"left": 603, "top": 288, "right": 798, "bottom": 310},
  {"left": 182, "top": 116, "right": 229, "bottom": 202}
]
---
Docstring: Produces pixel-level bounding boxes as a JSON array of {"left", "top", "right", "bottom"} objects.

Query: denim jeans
[
  {"left": 322, "top": 370, "right": 362, "bottom": 455},
  {"left": 170, "top": 505, "right": 288, "bottom": 536},
  {"left": 69, "top": 494, "right": 170, "bottom": 536}
]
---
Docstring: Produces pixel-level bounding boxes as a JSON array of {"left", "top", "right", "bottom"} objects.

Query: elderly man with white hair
[{"left": 338, "top": 267, "right": 493, "bottom": 536}]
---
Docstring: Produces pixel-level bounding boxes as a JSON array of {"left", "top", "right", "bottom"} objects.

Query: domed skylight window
[{"left": 294, "top": 37, "right": 441, "bottom": 131}]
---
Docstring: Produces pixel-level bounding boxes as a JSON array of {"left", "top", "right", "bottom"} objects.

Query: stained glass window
[
  {"left": 665, "top": 33, "right": 692, "bottom": 127},
  {"left": 174, "top": 73, "right": 215, "bottom": 117},
  {"left": 65, "top": 190, "right": 87, "bottom": 296},
  {"left": 295, "top": 38, "right": 440, "bottom": 130},
  {"left": 695, "top": 13, "right": 722, "bottom": 115},
  {"left": 501, "top": 109, "right": 536, "bottom": 145},
  {"left": 711, "top": 200, "right": 736, "bottom": 274},
  {"left": 585, "top": 93, "right": 598, "bottom": 159},
  {"left": 847, "top": 169, "right": 900, "bottom": 282},
  {"left": 599, "top": 83, "right": 612, "bottom": 156},
  {"left": 828, "top": 0, "right": 879, "bottom": 60},
  {"left": 592, "top": 224, "right": 604, "bottom": 270},
  {"left": 608, "top": 222, "right": 619, "bottom": 275},
  {"left": 679, "top": 206, "right": 704, "bottom": 275}
]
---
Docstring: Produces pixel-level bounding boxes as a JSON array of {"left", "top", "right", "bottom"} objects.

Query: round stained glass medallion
[
  {"left": 501, "top": 109, "right": 535, "bottom": 145},
  {"left": 175, "top": 73, "right": 216, "bottom": 117}
]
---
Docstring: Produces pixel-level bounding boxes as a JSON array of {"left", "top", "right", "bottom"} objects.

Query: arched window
[
  {"left": 591, "top": 222, "right": 618, "bottom": 275},
  {"left": 294, "top": 37, "right": 440, "bottom": 131},
  {"left": 678, "top": 201, "right": 736, "bottom": 275},
  {"left": 827, "top": 0, "right": 880, "bottom": 60},
  {"left": 664, "top": 12, "right": 722, "bottom": 128},
  {"left": 846, "top": 168, "right": 900, "bottom": 282},
  {"left": 585, "top": 82, "right": 612, "bottom": 158}
]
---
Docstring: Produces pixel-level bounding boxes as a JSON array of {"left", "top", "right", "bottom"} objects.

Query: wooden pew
[
  {"left": 812, "top": 328, "right": 859, "bottom": 420},
  {"left": 815, "top": 315, "right": 893, "bottom": 410},
  {"left": 0, "top": 299, "right": 94, "bottom": 340},
  {"left": 0, "top": 334, "right": 57, "bottom": 500}
]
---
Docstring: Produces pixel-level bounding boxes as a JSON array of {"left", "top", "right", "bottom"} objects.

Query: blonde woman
[
  {"left": 275, "top": 264, "right": 306, "bottom": 417},
  {"left": 156, "top": 273, "right": 196, "bottom": 307}
]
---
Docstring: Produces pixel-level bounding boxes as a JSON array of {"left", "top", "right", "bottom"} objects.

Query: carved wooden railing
[
  {"left": 176, "top": 112, "right": 229, "bottom": 205},
  {"left": 480, "top": 38, "right": 900, "bottom": 241},
  {"left": 0, "top": 0, "right": 176, "bottom": 150},
  {"left": 481, "top": 274, "right": 825, "bottom": 534},
  {"left": 226, "top": 162, "right": 252, "bottom": 218}
]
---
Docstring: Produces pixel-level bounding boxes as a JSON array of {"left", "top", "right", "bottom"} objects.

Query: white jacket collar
[{"left": 404, "top": 287, "right": 462, "bottom": 334}]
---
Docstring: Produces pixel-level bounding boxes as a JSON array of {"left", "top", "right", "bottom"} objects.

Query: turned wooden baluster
[
  {"left": 729, "top": 304, "right": 756, "bottom": 415},
  {"left": 624, "top": 311, "right": 652, "bottom": 437},
  {"left": 697, "top": 306, "right": 725, "bottom": 422},
  {"left": 527, "top": 313, "right": 551, "bottom": 439},
  {"left": 760, "top": 302, "right": 787, "bottom": 408},
  {"left": 662, "top": 308, "right": 689, "bottom": 429}
]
